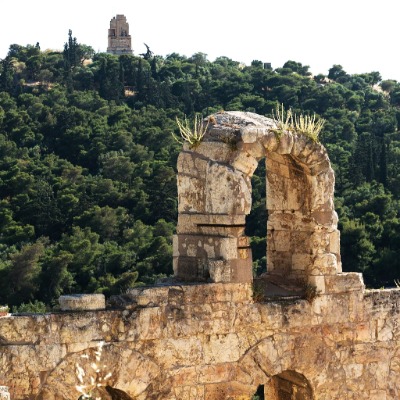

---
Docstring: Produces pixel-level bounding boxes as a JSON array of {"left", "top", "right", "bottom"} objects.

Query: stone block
[
  {"left": 310, "top": 170, "right": 335, "bottom": 209},
  {"left": 261, "top": 130, "right": 280, "bottom": 152},
  {"left": 355, "top": 323, "right": 373, "bottom": 342},
  {"left": 238, "top": 236, "right": 250, "bottom": 247},
  {"left": 295, "top": 139, "right": 319, "bottom": 161},
  {"left": 266, "top": 251, "right": 292, "bottom": 276},
  {"left": 237, "top": 141, "right": 265, "bottom": 159},
  {"left": 177, "top": 213, "right": 246, "bottom": 234},
  {"left": 174, "top": 235, "right": 238, "bottom": 260},
  {"left": 329, "top": 230, "right": 341, "bottom": 254},
  {"left": 272, "top": 230, "right": 291, "bottom": 252},
  {"left": 125, "top": 286, "right": 170, "bottom": 307},
  {"left": 238, "top": 247, "right": 251, "bottom": 260},
  {"left": 177, "top": 152, "right": 208, "bottom": 177},
  {"left": 230, "top": 259, "right": 253, "bottom": 283},
  {"left": 241, "top": 126, "right": 270, "bottom": 144},
  {"left": 324, "top": 273, "right": 365, "bottom": 294},
  {"left": 280, "top": 162, "right": 291, "bottom": 178},
  {"left": 311, "top": 210, "right": 338, "bottom": 226},
  {"left": 177, "top": 152, "right": 195, "bottom": 174},
  {"left": 209, "top": 260, "right": 232, "bottom": 283},
  {"left": 292, "top": 253, "right": 313, "bottom": 271},
  {"left": 172, "top": 234, "right": 179, "bottom": 257},
  {"left": 177, "top": 175, "right": 206, "bottom": 213},
  {"left": 267, "top": 211, "right": 315, "bottom": 232},
  {"left": 308, "top": 275, "right": 326, "bottom": 294},
  {"left": 229, "top": 151, "right": 258, "bottom": 176},
  {"left": 220, "top": 238, "right": 239, "bottom": 260},
  {"left": 193, "top": 141, "right": 232, "bottom": 163},
  {"left": 58, "top": 294, "right": 105, "bottom": 311},
  {"left": 276, "top": 131, "right": 295, "bottom": 154},
  {"left": 368, "top": 390, "right": 387, "bottom": 400},
  {"left": 266, "top": 150, "right": 286, "bottom": 164},
  {"left": 173, "top": 256, "right": 208, "bottom": 281},
  {"left": 343, "top": 363, "right": 364, "bottom": 379},
  {"left": 310, "top": 253, "right": 338, "bottom": 275},
  {"left": 197, "top": 224, "right": 245, "bottom": 238},
  {"left": 291, "top": 134, "right": 310, "bottom": 157},
  {"left": 291, "top": 231, "right": 312, "bottom": 253},
  {"left": 304, "top": 145, "right": 328, "bottom": 165},
  {"left": 266, "top": 172, "right": 288, "bottom": 211},
  {"left": 205, "top": 163, "right": 251, "bottom": 215},
  {"left": 174, "top": 385, "right": 205, "bottom": 400},
  {"left": 265, "top": 158, "right": 281, "bottom": 175},
  {"left": 310, "top": 159, "right": 331, "bottom": 176}
]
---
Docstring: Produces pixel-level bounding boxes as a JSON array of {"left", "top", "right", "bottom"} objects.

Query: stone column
[{"left": 174, "top": 142, "right": 253, "bottom": 283}]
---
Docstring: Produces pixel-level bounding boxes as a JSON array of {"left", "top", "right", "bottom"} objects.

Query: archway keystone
[{"left": 173, "top": 111, "right": 341, "bottom": 291}]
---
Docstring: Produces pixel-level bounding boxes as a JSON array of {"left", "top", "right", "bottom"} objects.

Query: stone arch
[
  {"left": 173, "top": 111, "right": 341, "bottom": 291},
  {"left": 237, "top": 335, "right": 318, "bottom": 400}
]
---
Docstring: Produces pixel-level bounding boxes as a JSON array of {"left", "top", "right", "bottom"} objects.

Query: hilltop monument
[{"left": 107, "top": 14, "right": 132, "bottom": 55}]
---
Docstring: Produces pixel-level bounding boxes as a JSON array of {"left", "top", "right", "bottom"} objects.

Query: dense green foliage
[{"left": 0, "top": 35, "right": 400, "bottom": 308}]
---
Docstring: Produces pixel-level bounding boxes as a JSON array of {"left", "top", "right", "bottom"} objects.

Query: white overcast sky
[{"left": 1, "top": 0, "right": 400, "bottom": 81}]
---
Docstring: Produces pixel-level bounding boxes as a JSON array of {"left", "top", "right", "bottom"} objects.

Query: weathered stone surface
[
  {"left": 59, "top": 294, "right": 105, "bottom": 311},
  {"left": 177, "top": 175, "right": 206, "bottom": 213},
  {"left": 2, "top": 285, "right": 400, "bottom": 399},
  {"left": 175, "top": 111, "right": 340, "bottom": 284},
  {"left": 205, "top": 162, "right": 251, "bottom": 215}
]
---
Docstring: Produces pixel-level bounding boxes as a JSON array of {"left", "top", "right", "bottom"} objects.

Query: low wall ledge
[{"left": 58, "top": 294, "right": 106, "bottom": 311}]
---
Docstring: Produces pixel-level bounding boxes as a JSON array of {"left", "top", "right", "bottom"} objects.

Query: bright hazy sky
[{"left": 1, "top": 0, "right": 400, "bottom": 81}]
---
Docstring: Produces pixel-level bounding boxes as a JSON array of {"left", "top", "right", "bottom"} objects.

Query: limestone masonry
[
  {"left": 107, "top": 15, "right": 132, "bottom": 55},
  {"left": 0, "top": 112, "right": 399, "bottom": 399}
]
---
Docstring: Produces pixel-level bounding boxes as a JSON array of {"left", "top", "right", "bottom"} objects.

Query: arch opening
[
  {"left": 245, "top": 159, "right": 267, "bottom": 277},
  {"left": 263, "top": 370, "right": 314, "bottom": 400}
]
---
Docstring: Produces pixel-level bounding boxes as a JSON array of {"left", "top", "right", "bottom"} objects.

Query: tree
[
  {"left": 328, "top": 64, "right": 348, "bottom": 82},
  {"left": 4, "top": 239, "right": 46, "bottom": 305},
  {"left": 63, "top": 29, "right": 80, "bottom": 70},
  {"left": 282, "top": 60, "right": 311, "bottom": 76},
  {"left": 0, "top": 57, "right": 15, "bottom": 92}
]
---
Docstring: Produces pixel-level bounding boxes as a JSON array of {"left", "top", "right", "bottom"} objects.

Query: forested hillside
[{"left": 0, "top": 35, "right": 399, "bottom": 309}]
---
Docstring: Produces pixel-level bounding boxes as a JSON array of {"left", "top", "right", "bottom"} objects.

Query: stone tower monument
[{"left": 107, "top": 15, "right": 132, "bottom": 55}]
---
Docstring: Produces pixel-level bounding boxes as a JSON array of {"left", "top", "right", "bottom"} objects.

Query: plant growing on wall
[
  {"left": 172, "top": 114, "right": 209, "bottom": 148},
  {"left": 76, "top": 341, "right": 112, "bottom": 400},
  {"left": 294, "top": 112, "right": 325, "bottom": 142},
  {"left": 271, "top": 103, "right": 325, "bottom": 143},
  {"left": 271, "top": 103, "right": 294, "bottom": 139}
]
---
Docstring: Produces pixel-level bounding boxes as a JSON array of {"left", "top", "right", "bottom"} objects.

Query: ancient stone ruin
[
  {"left": 174, "top": 111, "right": 340, "bottom": 293},
  {"left": 107, "top": 15, "right": 132, "bottom": 55},
  {"left": 0, "top": 112, "right": 399, "bottom": 399}
]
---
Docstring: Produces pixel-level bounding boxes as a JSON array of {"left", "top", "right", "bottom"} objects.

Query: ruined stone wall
[
  {"left": 1, "top": 111, "right": 399, "bottom": 399},
  {"left": 0, "top": 283, "right": 400, "bottom": 399}
]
